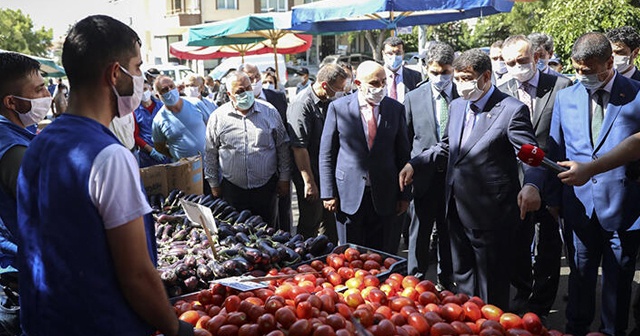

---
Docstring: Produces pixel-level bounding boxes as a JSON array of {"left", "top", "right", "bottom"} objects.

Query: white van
[
  {"left": 144, "top": 63, "right": 195, "bottom": 84},
  {"left": 210, "top": 54, "right": 287, "bottom": 87}
]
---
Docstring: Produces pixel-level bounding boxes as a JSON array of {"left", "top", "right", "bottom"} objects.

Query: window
[
  {"left": 166, "top": 0, "right": 200, "bottom": 14},
  {"left": 217, "top": 0, "right": 237, "bottom": 9},
  {"left": 261, "top": 0, "right": 287, "bottom": 12}
]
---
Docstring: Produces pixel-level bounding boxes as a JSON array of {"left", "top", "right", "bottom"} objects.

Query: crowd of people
[{"left": 1, "top": 12, "right": 640, "bottom": 336}]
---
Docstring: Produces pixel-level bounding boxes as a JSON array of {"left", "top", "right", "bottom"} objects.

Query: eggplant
[
  {"left": 245, "top": 215, "right": 263, "bottom": 226},
  {"left": 196, "top": 264, "right": 214, "bottom": 281},
  {"left": 222, "top": 259, "right": 245, "bottom": 276},
  {"left": 235, "top": 232, "right": 250, "bottom": 244},
  {"left": 219, "top": 247, "right": 239, "bottom": 257},
  {"left": 235, "top": 210, "right": 252, "bottom": 224},
  {"left": 199, "top": 194, "right": 214, "bottom": 205},
  {"left": 271, "top": 231, "right": 290, "bottom": 244},
  {"left": 294, "top": 246, "right": 306, "bottom": 258},
  {"left": 183, "top": 276, "right": 199, "bottom": 291},
  {"left": 209, "top": 198, "right": 224, "bottom": 210},
  {"left": 166, "top": 189, "right": 180, "bottom": 205},
  {"left": 212, "top": 202, "right": 230, "bottom": 216},
  {"left": 223, "top": 211, "right": 239, "bottom": 223},
  {"left": 265, "top": 227, "right": 276, "bottom": 236},
  {"left": 240, "top": 247, "right": 263, "bottom": 264},
  {"left": 258, "top": 240, "right": 280, "bottom": 263},
  {"left": 309, "top": 235, "right": 330, "bottom": 256},
  {"left": 167, "top": 286, "right": 183, "bottom": 297},
  {"left": 234, "top": 223, "right": 250, "bottom": 235},
  {"left": 217, "top": 206, "right": 233, "bottom": 219},
  {"left": 208, "top": 261, "right": 227, "bottom": 278},
  {"left": 174, "top": 263, "right": 191, "bottom": 279},
  {"left": 172, "top": 229, "right": 188, "bottom": 241},
  {"left": 160, "top": 270, "right": 178, "bottom": 285},
  {"left": 217, "top": 226, "right": 234, "bottom": 240},
  {"left": 183, "top": 255, "right": 197, "bottom": 268},
  {"left": 322, "top": 242, "right": 335, "bottom": 255},
  {"left": 290, "top": 234, "right": 304, "bottom": 244},
  {"left": 220, "top": 236, "right": 237, "bottom": 246},
  {"left": 280, "top": 246, "right": 301, "bottom": 262}
]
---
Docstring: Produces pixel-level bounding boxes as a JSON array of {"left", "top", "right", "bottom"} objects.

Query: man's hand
[
  {"left": 304, "top": 181, "right": 319, "bottom": 201},
  {"left": 399, "top": 163, "right": 414, "bottom": 192},
  {"left": 150, "top": 148, "right": 167, "bottom": 162},
  {"left": 277, "top": 181, "right": 290, "bottom": 197},
  {"left": 517, "top": 184, "right": 541, "bottom": 220},
  {"left": 557, "top": 161, "right": 592, "bottom": 186},
  {"left": 211, "top": 187, "right": 222, "bottom": 198},
  {"left": 323, "top": 198, "right": 339, "bottom": 213},
  {"left": 396, "top": 200, "right": 409, "bottom": 216}
]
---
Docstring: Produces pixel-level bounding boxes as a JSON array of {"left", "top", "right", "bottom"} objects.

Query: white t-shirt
[
  {"left": 88, "top": 144, "right": 151, "bottom": 230},
  {"left": 109, "top": 113, "right": 136, "bottom": 150}
]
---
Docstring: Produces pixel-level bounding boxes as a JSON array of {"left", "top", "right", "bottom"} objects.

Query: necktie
[
  {"left": 591, "top": 90, "right": 604, "bottom": 145},
  {"left": 439, "top": 92, "right": 449, "bottom": 139},
  {"left": 389, "top": 72, "right": 398, "bottom": 100},
  {"left": 367, "top": 104, "right": 377, "bottom": 149},
  {"left": 461, "top": 104, "right": 479, "bottom": 147},
  {"left": 519, "top": 82, "right": 533, "bottom": 120}
]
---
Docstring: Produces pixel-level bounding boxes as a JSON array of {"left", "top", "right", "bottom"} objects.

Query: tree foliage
[{"left": 0, "top": 8, "right": 53, "bottom": 57}]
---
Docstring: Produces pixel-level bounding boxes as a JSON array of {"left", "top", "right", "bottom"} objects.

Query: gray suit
[
  {"left": 405, "top": 81, "right": 458, "bottom": 286},
  {"left": 498, "top": 71, "right": 572, "bottom": 315}
]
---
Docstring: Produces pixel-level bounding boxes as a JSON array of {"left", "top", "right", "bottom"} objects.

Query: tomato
[
  {"left": 441, "top": 303, "right": 465, "bottom": 322},
  {"left": 451, "top": 321, "right": 473, "bottom": 335},
  {"left": 506, "top": 329, "right": 534, "bottom": 336},
  {"left": 390, "top": 297, "right": 415, "bottom": 311},
  {"left": 500, "top": 313, "right": 524, "bottom": 330},
  {"left": 313, "top": 325, "right": 337, "bottom": 336},
  {"left": 480, "top": 328, "right": 504, "bottom": 336},
  {"left": 481, "top": 304, "right": 503, "bottom": 321},
  {"left": 467, "top": 321, "right": 481, "bottom": 334},
  {"left": 418, "top": 291, "right": 439, "bottom": 306},
  {"left": 327, "top": 272, "right": 343, "bottom": 287},
  {"left": 375, "top": 305, "right": 393, "bottom": 319},
  {"left": 376, "top": 319, "right": 396, "bottom": 336},
  {"left": 353, "top": 308, "right": 374, "bottom": 327},
  {"left": 390, "top": 312, "right": 407, "bottom": 326},
  {"left": 400, "top": 305, "right": 418, "bottom": 319},
  {"left": 197, "top": 290, "right": 214, "bottom": 305},
  {"left": 257, "top": 313, "right": 276, "bottom": 334},
  {"left": 205, "top": 314, "right": 226, "bottom": 333},
  {"left": 275, "top": 306, "right": 297, "bottom": 329},
  {"left": 384, "top": 257, "right": 397, "bottom": 269},
  {"left": 247, "top": 305, "right": 265, "bottom": 322},
  {"left": 193, "top": 328, "right": 213, "bottom": 336},
  {"left": 266, "top": 331, "right": 285, "bottom": 336},
  {"left": 367, "top": 288, "right": 388, "bottom": 305},
  {"left": 344, "top": 292, "right": 365, "bottom": 308},
  {"left": 329, "top": 255, "right": 346, "bottom": 269},
  {"left": 469, "top": 296, "right": 485, "bottom": 307},
  {"left": 401, "top": 275, "right": 420, "bottom": 289},
  {"left": 195, "top": 315, "right": 211, "bottom": 329},
  {"left": 326, "top": 314, "right": 346, "bottom": 330},
  {"left": 217, "top": 324, "right": 240, "bottom": 336},
  {"left": 348, "top": 260, "right": 364, "bottom": 269},
  {"left": 227, "top": 312, "right": 248, "bottom": 326},
  {"left": 363, "top": 260, "right": 381, "bottom": 271},
  {"left": 289, "top": 319, "right": 313, "bottom": 336},
  {"left": 442, "top": 295, "right": 464, "bottom": 305},
  {"left": 335, "top": 303, "right": 352, "bottom": 319},
  {"left": 335, "top": 329, "right": 350, "bottom": 336},
  {"left": 481, "top": 320, "right": 506, "bottom": 334},
  {"left": 311, "top": 259, "right": 325, "bottom": 271},
  {"left": 407, "top": 312, "right": 430, "bottom": 335},
  {"left": 265, "top": 297, "right": 285, "bottom": 314},
  {"left": 424, "top": 303, "right": 441, "bottom": 315},
  {"left": 318, "top": 294, "right": 336, "bottom": 313},
  {"left": 297, "top": 301, "right": 314, "bottom": 319},
  {"left": 430, "top": 322, "right": 458, "bottom": 336},
  {"left": 224, "top": 295, "right": 241, "bottom": 313},
  {"left": 180, "top": 310, "right": 201, "bottom": 326},
  {"left": 522, "top": 312, "right": 543, "bottom": 335},
  {"left": 396, "top": 325, "right": 410, "bottom": 336},
  {"left": 238, "top": 324, "right": 260, "bottom": 336},
  {"left": 402, "top": 324, "right": 422, "bottom": 336},
  {"left": 345, "top": 277, "right": 363, "bottom": 290},
  {"left": 344, "top": 247, "right": 361, "bottom": 262},
  {"left": 424, "top": 311, "right": 444, "bottom": 326},
  {"left": 462, "top": 301, "right": 482, "bottom": 322}
]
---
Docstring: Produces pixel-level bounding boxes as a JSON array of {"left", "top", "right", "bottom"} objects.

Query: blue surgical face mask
[
  {"left": 536, "top": 58, "right": 549, "bottom": 71},
  {"left": 384, "top": 54, "right": 403, "bottom": 71},
  {"left": 161, "top": 88, "right": 180, "bottom": 106},
  {"left": 575, "top": 71, "right": 607, "bottom": 91},
  {"left": 234, "top": 91, "right": 255, "bottom": 110}
]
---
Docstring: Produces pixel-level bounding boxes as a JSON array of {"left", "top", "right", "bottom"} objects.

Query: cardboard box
[{"left": 139, "top": 155, "right": 203, "bottom": 197}]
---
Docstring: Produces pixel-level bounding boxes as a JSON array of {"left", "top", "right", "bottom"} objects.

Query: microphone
[{"left": 517, "top": 144, "right": 568, "bottom": 174}]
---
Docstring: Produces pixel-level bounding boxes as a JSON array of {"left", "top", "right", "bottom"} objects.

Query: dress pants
[
  {"left": 221, "top": 176, "right": 278, "bottom": 227},
  {"left": 565, "top": 213, "right": 640, "bottom": 336},
  {"left": 293, "top": 179, "right": 338, "bottom": 244},
  {"left": 276, "top": 192, "right": 292, "bottom": 232},
  {"left": 335, "top": 187, "right": 397, "bottom": 253},
  {"left": 407, "top": 172, "right": 453, "bottom": 287},
  {"left": 448, "top": 199, "right": 513, "bottom": 310}
]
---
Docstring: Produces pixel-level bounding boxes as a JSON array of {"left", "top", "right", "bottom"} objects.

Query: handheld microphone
[{"left": 517, "top": 144, "right": 568, "bottom": 174}]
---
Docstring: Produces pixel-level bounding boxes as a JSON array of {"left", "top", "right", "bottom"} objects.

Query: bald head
[{"left": 356, "top": 61, "right": 384, "bottom": 82}]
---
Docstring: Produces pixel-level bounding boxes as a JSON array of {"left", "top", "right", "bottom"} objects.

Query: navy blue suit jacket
[
  {"left": 319, "top": 93, "right": 411, "bottom": 216},
  {"left": 411, "top": 88, "right": 544, "bottom": 230}
]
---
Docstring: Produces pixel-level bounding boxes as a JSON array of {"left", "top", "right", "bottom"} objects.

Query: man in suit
[
  {"left": 382, "top": 36, "right": 422, "bottom": 103},
  {"left": 319, "top": 61, "right": 411, "bottom": 253},
  {"left": 529, "top": 33, "right": 567, "bottom": 79},
  {"left": 240, "top": 63, "right": 292, "bottom": 232},
  {"left": 498, "top": 34, "right": 572, "bottom": 317},
  {"left": 546, "top": 32, "right": 640, "bottom": 336},
  {"left": 404, "top": 42, "right": 457, "bottom": 289},
  {"left": 490, "top": 40, "right": 511, "bottom": 87},
  {"left": 606, "top": 26, "right": 640, "bottom": 81},
  {"left": 399, "top": 49, "right": 544, "bottom": 310}
]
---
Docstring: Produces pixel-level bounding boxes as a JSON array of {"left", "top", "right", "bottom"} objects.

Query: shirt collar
[
  {"left": 595, "top": 71, "right": 616, "bottom": 96},
  {"left": 523, "top": 70, "right": 540, "bottom": 88},
  {"left": 472, "top": 85, "right": 495, "bottom": 112}
]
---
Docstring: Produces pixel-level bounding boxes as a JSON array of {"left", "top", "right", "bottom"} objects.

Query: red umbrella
[{"left": 170, "top": 34, "right": 313, "bottom": 61}]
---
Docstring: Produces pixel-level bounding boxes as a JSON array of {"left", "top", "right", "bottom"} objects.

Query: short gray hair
[
  {"left": 452, "top": 49, "right": 491, "bottom": 74},
  {"left": 528, "top": 32, "right": 554, "bottom": 54},
  {"left": 316, "top": 63, "right": 348, "bottom": 85},
  {"left": 425, "top": 42, "right": 454, "bottom": 66}
]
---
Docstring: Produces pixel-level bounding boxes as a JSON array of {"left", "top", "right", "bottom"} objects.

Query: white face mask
[
  {"left": 507, "top": 62, "right": 536, "bottom": 83},
  {"left": 112, "top": 65, "right": 144, "bottom": 118},
  {"left": 456, "top": 77, "right": 486, "bottom": 101},
  {"left": 613, "top": 55, "right": 633, "bottom": 73},
  {"left": 185, "top": 86, "right": 200, "bottom": 98},
  {"left": 361, "top": 84, "right": 386, "bottom": 105},
  {"left": 492, "top": 60, "right": 508, "bottom": 75},
  {"left": 141, "top": 90, "right": 152, "bottom": 102},
  {"left": 384, "top": 54, "right": 403, "bottom": 71},
  {"left": 263, "top": 82, "right": 275, "bottom": 91},
  {"left": 12, "top": 96, "right": 53, "bottom": 127},
  {"left": 252, "top": 82, "right": 263, "bottom": 97},
  {"left": 428, "top": 73, "right": 453, "bottom": 91}
]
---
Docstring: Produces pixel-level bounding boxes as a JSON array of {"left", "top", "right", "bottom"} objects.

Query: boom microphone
[{"left": 517, "top": 144, "right": 568, "bottom": 174}]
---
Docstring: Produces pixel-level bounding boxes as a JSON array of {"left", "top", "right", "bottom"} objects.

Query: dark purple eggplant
[
  {"left": 216, "top": 205, "right": 233, "bottom": 219},
  {"left": 240, "top": 247, "right": 263, "bottom": 264},
  {"left": 208, "top": 261, "right": 227, "bottom": 278},
  {"left": 233, "top": 223, "right": 250, "bottom": 235},
  {"left": 248, "top": 269, "right": 267, "bottom": 277},
  {"left": 294, "top": 246, "right": 306, "bottom": 258},
  {"left": 219, "top": 247, "right": 239, "bottom": 257},
  {"left": 173, "top": 228, "right": 188, "bottom": 241},
  {"left": 322, "top": 242, "right": 335, "bottom": 255},
  {"left": 254, "top": 228, "right": 266, "bottom": 237},
  {"left": 245, "top": 215, "right": 263, "bottom": 226},
  {"left": 183, "top": 254, "right": 197, "bottom": 268},
  {"left": 265, "top": 227, "right": 276, "bottom": 236},
  {"left": 166, "top": 189, "right": 180, "bottom": 205},
  {"left": 258, "top": 240, "right": 280, "bottom": 263},
  {"left": 304, "top": 253, "right": 314, "bottom": 261},
  {"left": 167, "top": 286, "right": 183, "bottom": 297},
  {"left": 217, "top": 226, "right": 234, "bottom": 240},
  {"left": 196, "top": 264, "right": 214, "bottom": 281},
  {"left": 309, "top": 235, "right": 330, "bottom": 256},
  {"left": 183, "top": 276, "right": 199, "bottom": 291},
  {"left": 280, "top": 246, "right": 301, "bottom": 262},
  {"left": 161, "top": 270, "right": 178, "bottom": 285},
  {"left": 260, "top": 252, "right": 271, "bottom": 265},
  {"left": 223, "top": 211, "right": 239, "bottom": 223},
  {"left": 235, "top": 210, "right": 252, "bottom": 224},
  {"left": 271, "top": 231, "right": 290, "bottom": 244},
  {"left": 167, "top": 246, "right": 187, "bottom": 258},
  {"left": 222, "top": 260, "right": 244, "bottom": 276},
  {"left": 303, "top": 237, "right": 315, "bottom": 250},
  {"left": 199, "top": 194, "right": 214, "bottom": 205},
  {"left": 290, "top": 234, "right": 304, "bottom": 244},
  {"left": 174, "top": 263, "right": 191, "bottom": 279},
  {"left": 220, "top": 236, "right": 236, "bottom": 246},
  {"left": 235, "top": 232, "right": 250, "bottom": 244}
]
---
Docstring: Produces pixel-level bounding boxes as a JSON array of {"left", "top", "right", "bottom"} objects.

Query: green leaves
[{"left": 0, "top": 8, "right": 53, "bottom": 57}]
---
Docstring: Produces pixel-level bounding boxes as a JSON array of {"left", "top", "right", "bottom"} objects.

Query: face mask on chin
[{"left": 12, "top": 96, "right": 53, "bottom": 127}]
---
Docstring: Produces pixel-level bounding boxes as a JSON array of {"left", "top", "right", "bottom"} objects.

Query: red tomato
[
  {"left": 179, "top": 310, "right": 201, "bottom": 326},
  {"left": 275, "top": 306, "right": 297, "bottom": 329},
  {"left": 522, "top": 312, "right": 543, "bottom": 335},
  {"left": 481, "top": 304, "right": 503, "bottom": 321},
  {"left": 289, "top": 319, "right": 313, "bottom": 336},
  {"left": 500, "top": 313, "right": 524, "bottom": 330},
  {"left": 407, "top": 312, "right": 430, "bottom": 335},
  {"left": 441, "top": 303, "right": 465, "bottom": 322}
]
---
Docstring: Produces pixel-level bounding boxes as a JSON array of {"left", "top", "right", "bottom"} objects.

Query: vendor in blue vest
[
  {"left": 0, "top": 52, "right": 52, "bottom": 271},
  {"left": 15, "top": 15, "right": 194, "bottom": 336}
]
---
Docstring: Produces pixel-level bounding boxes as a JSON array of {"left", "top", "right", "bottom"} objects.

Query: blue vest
[
  {"left": 17, "top": 114, "right": 155, "bottom": 335},
  {"left": 0, "top": 115, "right": 33, "bottom": 269}
]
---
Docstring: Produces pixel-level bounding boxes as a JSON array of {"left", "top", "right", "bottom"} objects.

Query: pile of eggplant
[{"left": 151, "top": 190, "right": 335, "bottom": 297}]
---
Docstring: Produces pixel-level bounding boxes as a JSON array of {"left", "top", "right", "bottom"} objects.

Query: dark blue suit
[
  {"left": 547, "top": 73, "right": 640, "bottom": 336},
  {"left": 319, "top": 93, "right": 411, "bottom": 252},
  {"left": 411, "top": 87, "right": 543, "bottom": 309}
]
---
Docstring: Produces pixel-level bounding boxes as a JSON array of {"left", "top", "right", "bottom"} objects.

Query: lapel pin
[
  {"left": 487, "top": 114, "right": 492, "bottom": 118},
  {"left": 620, "top": 93, "right": 625, "bottom": 97}
]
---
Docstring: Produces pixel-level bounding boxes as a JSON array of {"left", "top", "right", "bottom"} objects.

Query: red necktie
[
  {"left": 367, "top": 104, "right": 377, "bottom": 149},
  {"left": 389, "top": 72, "right": 398, "bottom": 100}
]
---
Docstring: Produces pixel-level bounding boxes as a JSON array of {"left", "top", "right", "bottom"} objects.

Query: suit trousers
[
  {"left": 407, "top": 173, "right": 453, "bottom": 287},
  {"left": 336, "top": 187, "right": 397, "bottom": 253},
  {"left": 565, "top": 213, "right": 640, "bottom": 336},
  {"left": 293, "top": 180, "right": 338, "bottom": 244},
  {"left": 276, "top": 191, "right": 292, "bottom": 232},
  {"left": 448, "top": 198, "right": 513, "bottom": 310},
  {"left": 221, "top": 176, "right": 278, "bottom": 227}
]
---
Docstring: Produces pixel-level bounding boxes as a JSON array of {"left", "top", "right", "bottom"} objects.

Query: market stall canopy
[
  {"left": 170, "top": 34, "right": 312, "bottom": 61},
  {"left": 0, "top": 49, "right": 66, "bottom": 77},
  {"left": 290, "top": 0, "right": 514, "bottom": 33}
]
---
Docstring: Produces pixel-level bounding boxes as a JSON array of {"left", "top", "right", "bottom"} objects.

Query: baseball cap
[{"left": 297, "top": 67, "right": 309, "bottom": 75}]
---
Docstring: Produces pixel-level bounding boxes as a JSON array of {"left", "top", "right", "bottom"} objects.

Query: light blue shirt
[{"left": 152, "top": 98, "right": 207, "bottom": 161}]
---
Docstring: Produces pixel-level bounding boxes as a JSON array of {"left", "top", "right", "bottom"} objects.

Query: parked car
[
  {"left": 144, "top": 63, "right": 194, "bottom": 84},
  {"left": 209, "top": 54, "right": 287, "bottom": 87},
  {"left": 319, "top": 53, "right": 375, "bottom": 69}
]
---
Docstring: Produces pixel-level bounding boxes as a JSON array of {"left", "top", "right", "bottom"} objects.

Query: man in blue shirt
[
  {"left": 152, "top": 75, "right": 208, "bottom": 161},
  {"left": 16, "top": 15, "right": 193, "bottom": 336}
]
